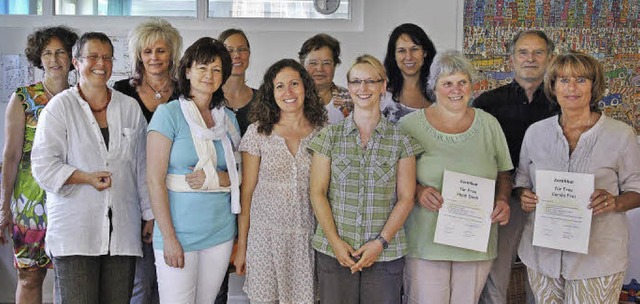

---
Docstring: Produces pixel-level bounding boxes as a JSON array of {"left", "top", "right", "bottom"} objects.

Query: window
[
  {"left": 0, "top": 0, "right": 42, "bottom": 15},
  {"left": 53, "top": 0, "right": 349, "bottom": 19},
  {"left": 55, "top": 0, "right": 197, "bottom": 16},
  {"left": 209, "top": 0, "right": 349, "bottom": 19}
]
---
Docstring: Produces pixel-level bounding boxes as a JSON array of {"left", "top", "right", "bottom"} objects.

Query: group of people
[{"left": 0, "top": 17, "right": 638, "bottom": 304}]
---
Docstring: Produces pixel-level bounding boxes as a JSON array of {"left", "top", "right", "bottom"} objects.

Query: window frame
[{"left": 0, "top": 0, "right": 363, "bottom": 32}]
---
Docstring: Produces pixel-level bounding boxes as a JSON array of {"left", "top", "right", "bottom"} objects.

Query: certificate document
[
  {"left": 434, "top": 170, "right": 495, "bottom": 252},
  {"left": 533, "top": 170, "right": 594, "bottom": 254}
]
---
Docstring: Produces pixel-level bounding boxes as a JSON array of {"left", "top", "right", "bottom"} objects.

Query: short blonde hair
[
  {"left": 543, "top": 50, "right": 605, "bottom": 112},
  {"left": 128, "top": 18, "right": 182, "bottom": 86},
  {"left": 346, "top": 54, "right": 387, "bottom": 82}
]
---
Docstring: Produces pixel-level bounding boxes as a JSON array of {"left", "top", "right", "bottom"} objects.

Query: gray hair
[
  {"left": 507, "top": 30, "right": 555, "bottom": 55},
  {"left": 426, "top": 50, "right": 476, "bottom": 98}
]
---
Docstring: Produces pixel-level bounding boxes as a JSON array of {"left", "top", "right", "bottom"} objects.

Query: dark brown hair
[
  {"left": 250, "top": 59, "right": 327, "bottom": 135},
  {"left": 25, "top": 26, "right": 78, "bottom": 70},
  {"left": 177, "top": 37, "right": 232, "bottom": 109},
  {"left": 298, "top": 33, "right": 341, "bottom": 66}
]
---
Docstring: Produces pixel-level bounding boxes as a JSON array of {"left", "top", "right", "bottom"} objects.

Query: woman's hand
[
  {"left": 416, "top": 185, "right": 443, "bottom": 212},
  {"left": 330, "top": 238, "right": 356, "bottom": 268},
  {"left": 589, "top": 189, "right": 616, "bottom": 215},
  {"left": 234, "top": 248, "right": 247, "bottom": 275},
  {"left": 491, "top": 199, "right": 510, "bottom": 225},
  {"left": 217, "top": 171, "right": 230, "bottom": 187},
  {"left": 185, "top": 168, "right": 205, "bottom": 189},
  {"left": 141, "top": 220, "right": 154, "bottom": 244},
  {"left": 0, "top": 207, "right": 12, "bottom": 244},
  {"left": 163, "top": 236, "right": 185, "bottom": 268},
  {"left": 350, "top": 240, "right": 383, "bottom": 273},
  {"left": 88, "top": 171, "right": 112, "bottom": 191},
  {"left": 519, "top": 188, "right": 538, "bottom": 212}
]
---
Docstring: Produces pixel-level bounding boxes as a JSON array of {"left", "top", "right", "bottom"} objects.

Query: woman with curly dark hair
[
  {"left": 0, "top": 25, "right": 77, "bottom": 303},
  {"left": 381, "top": 23, "right": 436, "bottom": 123},
  {"left": 235, "top": 59, "right": 326, "bottom": 303},
  {"left": 146, "top": 37, "right": 240, "bottom": 303}
]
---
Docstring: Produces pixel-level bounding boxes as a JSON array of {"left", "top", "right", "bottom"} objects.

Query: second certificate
[{"left": 434, "top": 170, "right": 496, "bottom": 252}]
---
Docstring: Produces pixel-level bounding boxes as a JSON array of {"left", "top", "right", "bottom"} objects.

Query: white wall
[{"left": 0, "top": 1, "right": 464, "bottom": 302}]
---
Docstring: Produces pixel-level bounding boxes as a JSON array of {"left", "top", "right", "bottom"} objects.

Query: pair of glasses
[
  {"left": 306, "top": 60, "right": 334, "bottom": 68},
  {"left": 80, "top": 55, "right": 114, "bottom": 63},
  {"left": 226, "top": 47, "right": 250, "bottom": 55},
  {"left": 42, "top": 49, "right": 68, "bottom": 58},
  {"left": 348, "top": 79, "right": 384, "bottom": 86}
]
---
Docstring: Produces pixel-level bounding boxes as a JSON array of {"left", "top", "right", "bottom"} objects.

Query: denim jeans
[
  {"left": 130, "top": 241, "right": 159, "bottom": 304},
  {"left": 316, "top": 251, "right": 404, "bottom": 304},
  {"left": 53, "top": 255, "right": 136, "bottom": 304}
]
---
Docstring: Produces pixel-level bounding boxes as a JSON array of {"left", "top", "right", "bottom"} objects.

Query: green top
[
  {"left": 308, "top": 115, "right": 423, "bottom": 261},
  {"left": 398, "top": 108, "right": 513, "bottom": 261}
]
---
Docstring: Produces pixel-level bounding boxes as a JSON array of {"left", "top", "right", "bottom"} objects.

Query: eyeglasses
[
  {"left": 306, "top": 60, "right": 334, "bottom": 68},
  {"left": 80, "top": 54, "right": 114, "bottom": 63},
  {"left": 347, "top": 79, "right": 384, "bottom": 87},
  {"left": 42, "top": 49, "right": 68, "bottom": 58},
  {"left": 226, "top": 47, "right": 250, "bottom": 55}
]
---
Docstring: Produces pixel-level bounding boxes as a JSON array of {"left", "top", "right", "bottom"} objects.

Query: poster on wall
[{"left": 463, "top": 0, "right": 640, "bottom": 131}]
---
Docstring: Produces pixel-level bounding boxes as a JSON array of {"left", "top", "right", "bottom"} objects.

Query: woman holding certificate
[
  {"left": 515, "top": 50, "right": 640, "bottom": 303},
  {"left": 309, "top": 54, "right": 422, "bottom": 303},
  {"left": 398, "top": 50, "right": 513, "bottom": 304}
]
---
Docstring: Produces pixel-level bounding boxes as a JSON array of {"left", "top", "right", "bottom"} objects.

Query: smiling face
[
  {"left": 186, "top": 57, "right": 223, "bottom": 98},
  {"left": 73, "top": 39, "right": 113, "bottom": 88},
  {"left": 273, "top": 67, "right": 306, "bottom": 115},
  {"left": 223, "top": 33, "right": 250, "bottom": 77},
  {"left": 41, "top": 37, "right": 71, "bottom": 81},
  {"left": 554, "top": 74, "right": 592, "bottom": 112},
  {"left": 511, "top": 34, "right": 551, "bottom": 84},
  {"left": 303, "top": 46, "right": 336, "bottom": 90},
  {"left": 141, "top": 39, "right": 172, "bottom": 77},
  {"left": 434, "top": 72, "right": 471, "bottom": 113},
  {"left": 395, "top": 34, "right": 425, "bottom": 78},
  {"left": 347, "top": 63, "right": 386, "bottom": 111}
]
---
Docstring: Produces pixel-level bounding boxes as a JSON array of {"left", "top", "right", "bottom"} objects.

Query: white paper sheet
[
  {"left": 533, "top": 170, "right": 594, "bottom": 254},
  {"left": 434, "top": 170, "right": 496, "bottom": 252}
]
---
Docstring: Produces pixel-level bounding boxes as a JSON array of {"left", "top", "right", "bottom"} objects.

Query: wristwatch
[{"left": 374, "top": 234, "right": 389, "bottom": 249}]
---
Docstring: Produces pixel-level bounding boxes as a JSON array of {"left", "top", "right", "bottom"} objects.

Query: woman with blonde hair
[
  {"left": 113, "top": 18, "right": 182, "bottom": 304},
  {"left": 309, "top": 54, "right": 421, "bottom": 303}
]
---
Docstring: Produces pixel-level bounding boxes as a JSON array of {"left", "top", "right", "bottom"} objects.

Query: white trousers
[{"left": 154, "top": 239, "right": 233, "bottom": 304}]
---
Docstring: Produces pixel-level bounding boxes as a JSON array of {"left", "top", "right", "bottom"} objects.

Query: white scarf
[{"left": 165, "top": 96, "right": 241, "bottom": 214}]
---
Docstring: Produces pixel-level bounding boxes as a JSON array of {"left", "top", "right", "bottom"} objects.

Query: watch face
[{"left": 314, "top": 0, "right": 340, "bottom": 15}]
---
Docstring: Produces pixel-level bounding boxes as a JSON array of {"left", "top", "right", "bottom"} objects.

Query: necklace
[
  {"left": 42, "top": 81, "right": 55, "bottom": 97},
  {"left": 145, "top": 79, "right": 168, "bottom": 100},
  {"left": 78, "top": 85, "right": 111, "bottom": 113}
]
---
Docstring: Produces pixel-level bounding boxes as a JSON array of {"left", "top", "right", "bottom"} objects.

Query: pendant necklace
[{"left": 145, "top": 79, "right": 167, "bottom": 100}]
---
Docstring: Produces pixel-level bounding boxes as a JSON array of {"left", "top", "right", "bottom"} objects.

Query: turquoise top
[
  {"left": 398, "top": 108, "right": 513, "bottom": 261},
  {"left": 148, "top": 101, "right": 237, "bottom": 252}
]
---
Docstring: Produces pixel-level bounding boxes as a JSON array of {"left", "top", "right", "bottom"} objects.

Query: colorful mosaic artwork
[{"left": 463, "top": 0, "right": 640, "bottom": 131}]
